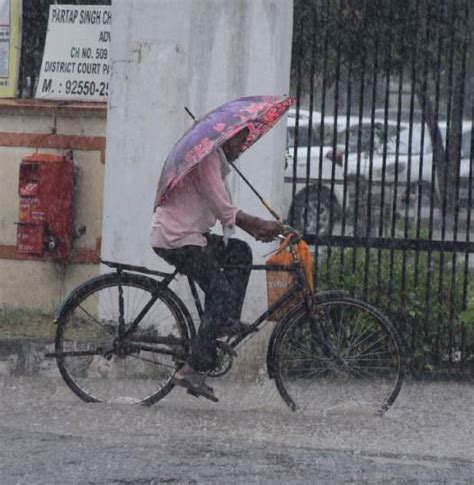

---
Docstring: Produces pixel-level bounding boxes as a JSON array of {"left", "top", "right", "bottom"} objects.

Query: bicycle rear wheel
[
  {"left": 271, "top": 297, "right": 404, "bottom": 413},
  {"left": 55, "top": 272, "right": 191, "bottom": 405}
]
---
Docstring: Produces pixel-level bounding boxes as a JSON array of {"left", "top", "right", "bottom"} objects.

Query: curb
[
  {"left": 0, "top": 338, "right": 266, "bottom": 380},
  {"left": 3, "top": 338, "right": 472, "bottom": 381},
  {"left": 0, "top": 339, "right": 59, "bottom": 377}
]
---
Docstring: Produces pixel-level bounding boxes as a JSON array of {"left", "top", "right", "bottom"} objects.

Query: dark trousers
[{"left": 154, "top": 234, "right": 252, "bottom": 371}]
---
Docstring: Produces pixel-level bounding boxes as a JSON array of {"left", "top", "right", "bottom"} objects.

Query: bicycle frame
[
  {"left": 102, "top": 238, "right": 318, "bottom": 353},
  {"left": 101, "top": 261, "right": 307, "bottom": 338}
]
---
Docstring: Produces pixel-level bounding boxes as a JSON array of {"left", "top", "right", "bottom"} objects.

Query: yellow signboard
[{"left": 0, "top": 0, "right": 21, "bottom": 98}]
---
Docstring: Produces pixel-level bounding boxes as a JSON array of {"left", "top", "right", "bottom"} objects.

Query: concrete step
[{"left": 0, "top": 339, "right": 59, "bottom": 377}]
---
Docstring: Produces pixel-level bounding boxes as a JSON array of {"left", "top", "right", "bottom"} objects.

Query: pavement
[
  {"left": 0, "top": 376, "right": 473, "bottom": 484},
  {"left": 0, "top": 338, "right": 473, "bottom": 483}
]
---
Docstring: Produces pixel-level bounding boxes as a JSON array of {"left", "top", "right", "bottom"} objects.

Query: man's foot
[
  {"left": 216, "top": 318, "right": 253, "bottom": 339},
  {"left": 173, "top": 364, "right": 218, "bottom": 402}
]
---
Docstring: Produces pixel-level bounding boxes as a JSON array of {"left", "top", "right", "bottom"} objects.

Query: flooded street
[{"left": 1, "top": 377, "right": 473, "bottom": 483}]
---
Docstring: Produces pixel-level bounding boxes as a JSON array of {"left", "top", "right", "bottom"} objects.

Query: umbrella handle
[{"left": 261, "top": 200, "right": 281, "bottom": 221}]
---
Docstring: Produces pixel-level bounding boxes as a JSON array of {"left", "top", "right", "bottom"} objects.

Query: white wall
[{"left": 103, "top": 0, "right": 293, "bottom": 320}]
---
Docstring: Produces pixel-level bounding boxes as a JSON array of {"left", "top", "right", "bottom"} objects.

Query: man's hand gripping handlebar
[
  {"left": 235, "top": 211, "right": 284, "bottom": 242},
  {"left": 235, "top": 211, "right": 304, "bottom": 244}
]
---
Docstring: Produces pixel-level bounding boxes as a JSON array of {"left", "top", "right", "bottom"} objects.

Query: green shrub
[{"left": 0, "top": 307, "right": 55, "bottom": 339}]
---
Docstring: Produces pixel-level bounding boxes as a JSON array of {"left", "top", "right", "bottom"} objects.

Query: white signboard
[
  {"left": 36, "top": 5, "right": 111, "bottom": 101},
  {"left": 0, "top": 0, "right": 11, "bottom": 78},
  {"left": 0, "top": 0, "right": 21, "bottom": 97}
]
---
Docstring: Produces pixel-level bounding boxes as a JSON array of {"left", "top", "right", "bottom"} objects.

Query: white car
[
  {"left": 346, "top": 121, "right": 473, "bottom": 210},
  {"left": 283, "top": 110, "right": 346, "bottom": 236},
  {"left": 283, "top": 111, "right": 406, "bottom": 235}
]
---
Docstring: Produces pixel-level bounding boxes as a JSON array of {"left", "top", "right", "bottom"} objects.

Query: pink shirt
[{"left": 150, "top": 150, "right": 239, "bottom": 248}]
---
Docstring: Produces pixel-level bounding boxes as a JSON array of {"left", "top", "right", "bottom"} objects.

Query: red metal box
[{"left": 16, "top": 154, "right": 75, "bottom": 260}]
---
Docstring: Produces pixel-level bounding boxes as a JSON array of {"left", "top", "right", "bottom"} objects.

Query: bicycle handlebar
[{"left": 277, "top": 225, "right": 303, "bottom": 244}]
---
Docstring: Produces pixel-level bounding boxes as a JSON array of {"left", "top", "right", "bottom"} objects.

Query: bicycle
[{"left": 46, "top": 229, "right": 404, "bottom": 413}]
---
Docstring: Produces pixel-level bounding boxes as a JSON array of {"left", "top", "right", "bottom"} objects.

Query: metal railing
[{"left": 288, "top": 0, "right": 474, "bottom": 376}]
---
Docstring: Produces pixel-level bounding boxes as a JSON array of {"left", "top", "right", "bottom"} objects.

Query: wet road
[{"left": 0, "top": 377, "right": 473, "bottom": 484}]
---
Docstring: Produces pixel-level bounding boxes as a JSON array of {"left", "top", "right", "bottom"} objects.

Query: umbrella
[{"left": 154, "top": 95, "right": 294, "bottom": 218}]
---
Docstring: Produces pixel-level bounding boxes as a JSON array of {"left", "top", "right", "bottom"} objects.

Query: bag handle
[{"left": 264, "top": 233, "right": 294, "bottom": 258}]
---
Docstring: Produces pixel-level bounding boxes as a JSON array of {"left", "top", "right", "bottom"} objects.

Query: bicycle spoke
[
  {"left": 283, "top": 367, "right": 332, "bottom": 377},
  {"left": 346, "top": 335, "right": 387, "bottom": 358},
  {"left": 344, "top": 347, "right": 391, "bottom": 360},
  {"left": 347, "top": 363, "right": 396, "bottom": 372},
  {"left": 346, "top": 368, "right": 386, "bottom": 382},
  {"left": 282, "top": 340, "right": 322, "bottom": 360},
  {"left": 344, "top": 324, "right": 379, "bottom": 356},
  {"left": 335, "top": 306, "right": 345, "bottom": 353},
  {"left": 77, "top": 304, "right": 116, "bottom": 336},
  {"left": 342, "top": 364, "right": 375, "bottom": 380},
  {"left": 345, "top": 313, "right": 371, "bottom": 347},
  {"left": 344, "top": 356, "right": 394, "bottom": 363},
  {"left": 281, "top": 356, "right": 333, "bottom": 364}
]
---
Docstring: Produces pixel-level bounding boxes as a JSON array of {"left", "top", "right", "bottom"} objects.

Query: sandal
[{"left": 173, "top": 365, "right": 219, "bottom": 403}]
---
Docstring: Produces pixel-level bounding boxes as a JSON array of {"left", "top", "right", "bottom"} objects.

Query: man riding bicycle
[{"left": 151, "top": 127, "right": 283, "bottom": 401}]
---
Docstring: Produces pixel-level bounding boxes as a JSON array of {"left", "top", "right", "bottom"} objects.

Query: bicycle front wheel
[
  {"left": 55, "top": 272, "right": 191, "bottom": 405},
  {"left": 271, "top": 297, "right": 404, "bottom": 414}
]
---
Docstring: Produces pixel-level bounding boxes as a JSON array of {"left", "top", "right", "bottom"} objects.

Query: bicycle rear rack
[{"left": 101, "top": 259, "right": 177, "bottom": 278}]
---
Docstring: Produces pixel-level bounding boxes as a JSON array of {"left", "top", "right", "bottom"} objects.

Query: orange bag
[{"left": 266, "top": 237, "right": 313, "bottom": 321}]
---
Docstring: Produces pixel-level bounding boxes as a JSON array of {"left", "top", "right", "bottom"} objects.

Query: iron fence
[{"left": 288, "top": 0, "right": 474, "bottom": 376}]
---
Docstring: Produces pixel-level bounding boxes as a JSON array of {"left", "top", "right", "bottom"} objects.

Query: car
[
  {"left": 283, "top": 111, "right": 346, "bottom": 236},
  {"left": 283, "top": 110, "right": 407, "bottom": 236},
  {"left": 345, "top": 121, "right": 473, "bottom": 212}
]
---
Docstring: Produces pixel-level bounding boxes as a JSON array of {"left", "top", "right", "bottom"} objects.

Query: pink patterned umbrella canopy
[{"left": 155, "top": 95, "right": 294, "bottom": 207}]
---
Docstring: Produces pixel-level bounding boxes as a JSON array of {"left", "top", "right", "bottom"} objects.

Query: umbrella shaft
[{"left": 228, "top": 161, "right": 280, "bottom": 221}]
